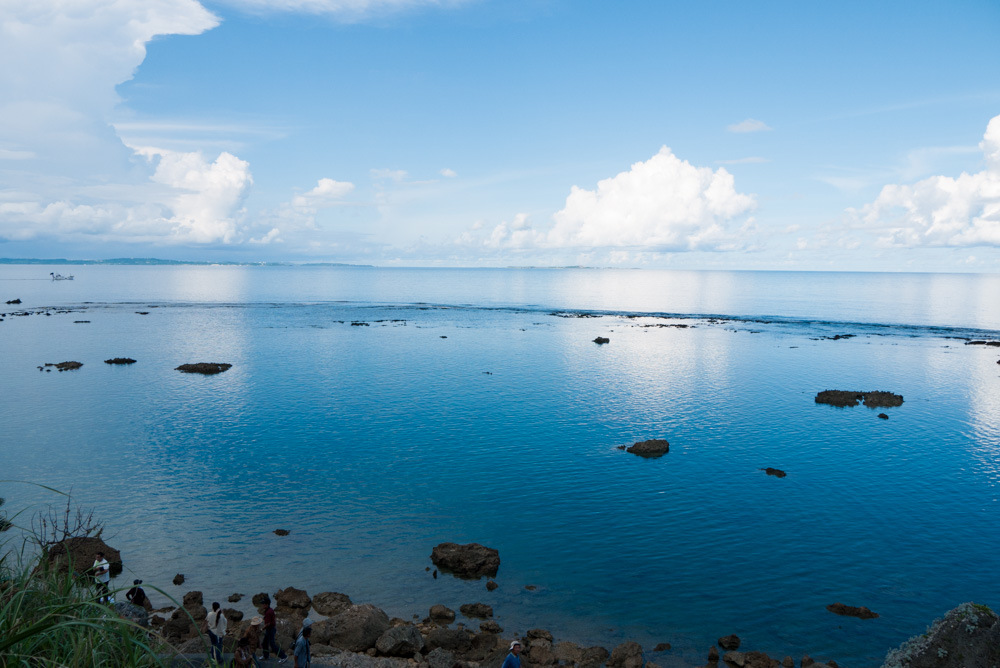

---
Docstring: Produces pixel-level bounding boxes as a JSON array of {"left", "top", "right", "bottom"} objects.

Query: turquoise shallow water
[{"left": 1, "top": 266, "right": 999, "bottom": 667}]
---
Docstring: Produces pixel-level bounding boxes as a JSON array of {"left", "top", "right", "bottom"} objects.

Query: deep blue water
[{"left": 1, "top": 266, "right": 999, "bottom": 668}]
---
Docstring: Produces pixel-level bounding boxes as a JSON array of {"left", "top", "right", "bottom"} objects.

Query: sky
[{"left": 1, "top": 0, "right": 999, "bottom": 270}]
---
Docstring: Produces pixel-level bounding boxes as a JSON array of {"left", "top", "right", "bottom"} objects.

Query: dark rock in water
[
  {"left": 761, "top": 467, "right": 787, "bottom": 478},
  {"left": 274, "top": 587, "right": 311, "bottom": 615},
  {"left": 313, "top": 591, "right": 353, "bottom": 616},
  {"left": 429, "top": 604, "right": 456, "bottom": 624},
  {"left": 882, "top": 602, "right": 1000, "bottom": 668},
  {"left": 6, "top": 299, "right": 21, "bottom": 304},
  {"left": 45, "top": 536, "right": 122, "bottom": 577},
  {"left": 430, "top": 542, "right": 500, "bottom": 578},
  {"left": 175, "top": 362, "right": 232, "bottom": 375},
  {"left": 376, "top": 624, "right": 425, "bottom": 657},
  {"left": 274, "top": 529, "right": 290, "bottom": 536},
  {"left": 228, "top": 593, "right": 243, "bottom": 603},
  {"left": 827, "top": 602, "right": 878, "bottom": 619},
  {"left": 459, "top": 603, "right": 493, "bottom": 619},
  {"left": 607, "top": 641, "right": 644, "bottom": 668},
  {"left": 654, "top": 643, "right": 672, "bottom": 652},
  {"left": 719, "top": 635, "right": 741, "bottom": 651},
  {"left": 744, "top": 651, "right": 781, "bottom": 668},
  {"left": 815, "top": 390, "right": 903, "bottom": 408},
  {"left": 172, "top": 573, "right": 185, "bottom": 585},
  {"left": 486, "top": 579, "right": 498, "bottom": 591},
  {"left": 709, "top": 647, "right": 720, "bottom": 661},
  {"left": 965, "top": 340, "right": 1000, "bottom": 347},
  {"left": 351, "top": 321, "right": 370, "bottom": 326},
  {"left": 821, "top": 334, "right": 856, "bottom": 341},
  {"left": 45, "top": 361, "right": 83, "bottom": 371},
  {"left": 104, "top": 357, "right": 136, "bottom": 365},
  {"left": 223, "top": 607, "right": 244, "bottom": 622},
  {"left": 581, "top": 646, "right": 611, "bottom": 668},
  {"left": 593, "top": 337, "right": 610, "bottom": 344},
  {"left": 878, "top": 413, "right": 889, "bottom": 420},
  {"left": 524, "top": 584, "right": 538, "bottom": 591},
  {"left": 480, "top": 620, "right": 503, "bottom": 634},
  {"left": 135, "top": 311, "right": 149, "bottom": 315},
  {"left": 626, "top": 439, "right": 670, "bottom": 458},
  {"left": 74, "top": 320, "right": 90, "bottom": 323},
  {"left": 182, "top": 591, "right": 203, "bottom": 608},
  {"left": 251, "top": 592, "right": 270, "bottom": 607}
]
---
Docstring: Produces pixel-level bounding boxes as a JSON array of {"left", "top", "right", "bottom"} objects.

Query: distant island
[{"left": 0, "top": 258, "right": 372, "bottom": 267}]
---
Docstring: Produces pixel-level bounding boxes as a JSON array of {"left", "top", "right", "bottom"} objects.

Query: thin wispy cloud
[
  {"left": 717, "top": 157, "right": 770, "bottom": 165},
  {"left": 727, "top": 119, "right": 772, "bottom": 133},
  {"left": 218, "top": 0, "right": 471, "bottom": 20}
]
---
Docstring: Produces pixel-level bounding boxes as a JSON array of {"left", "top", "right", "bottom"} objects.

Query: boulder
[
  {"left": 426, "top": 647, "right": 458, "bottom": 668},
  {"left": 320, "top": 649, "right": 414, "bottom": 668},
  {"left": 527, "top": 638, "right": 558, "bottom": 665},
  {"left": 424, "top": 627, "right": 473, "bottom": 654},
  {"left": 251, "top": 592, "right": 270, "bottom": 607},
  {"left": 486, "top": 579, "right": 498, "bottom": 591},
  {"left": 724, "top": 651, "right": 746, "bottom": 667},
  {"left": 46, "top": 361, "right": 82, "bottom": 371},
  {"left": 744, "top": 652, "right": 780, "bottom": 668},
  {"left": 44, "top": 536, "right": 123, "bottom": 578},
  {"left": 459, "top": 603, "right": 493, "bottom": 619},
  {"left": 528, "top": 629, "right": 554, "bottom": 641},
  {"left": 580, "top": 646, "right": 611, "bottom": 668},
  {"left": 430, "top": 542, "right": 500, "bottom": 578},
  {"left": 114, "top": 601, "right": 149, "bottom": 627},
  {"left": 815, "top": 390, "right": 903, "bottom": 408},
  {"left": 316, "top": 603, "right": 391, "bottom": 652},
  {"left": 175, "top": 362, "right": 232, "bottom": 375},
  {"left": 626, "top": 439, "right": 670, "bottom": 458},
  {"left": 104, "top": 358, "right": 136, "bottom": 365},
  {"left": 556, "top": 641, "right": 584, "bottom": 664},
  {"left": 480, "top": 620, "right": 503, "bottom": 634},
  {"left": 274, "top": 529, "right": 290, "bottom": 536},
  {"left": 719, "top": 635, "right": 741, "bottom": 651},
  {"left": 376, "top": 624, "right": 425, "bottom": 657},
  {"left": 313, "top": 591, "right": 354, "bottom": 616},
  {"left": 608, "top": 641, "right": 644, "bottom": 668},
  {"left": 429, "top": 604, "right": 456, "bottom": 624},
  {"left": 761, "top": 468, "right": 787, "bottom": 478},
  {"left": 223, "top": 607, "right": 243, "bottom": 623},
  {"left": 826, "top": 602, "right": 878, "bottom": 619},
  {"left": 172, "top": 573, "right": 184, "bottom": 585},
  {"left": 275, "top": 586, "right": 311, "bottom": 612},
  {"left": 228, "top": 593, "right": 243, "bottom": 603},
  {"left": 708, "top": 647, "right": 720, "bottom": 662},
  {"left": 882, "top": 602, "right": 1000, "bottom": 668},
  {"left": 593, "top": 337, "right": 610, "bottom": 344},
  {"left": 654, "top": 643, "right": 671, "bottom": 652}
]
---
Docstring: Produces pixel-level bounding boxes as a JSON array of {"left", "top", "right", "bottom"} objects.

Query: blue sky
[{"left": 1, "top": 0, "right": 998, "bottom": 270}]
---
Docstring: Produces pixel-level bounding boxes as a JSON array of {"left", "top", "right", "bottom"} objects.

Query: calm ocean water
[{"left": 2, "top": 265, "right": 999, "bottom": 667}]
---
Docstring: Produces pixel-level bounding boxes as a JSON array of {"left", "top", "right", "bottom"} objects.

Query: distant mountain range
[{"left": 0, "top": 258, "right": 370, "bottom": 267}]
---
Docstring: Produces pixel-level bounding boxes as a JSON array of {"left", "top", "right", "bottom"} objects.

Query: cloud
[
  {"left": 717, "top": 157, "right": 769, "bottom": 165},
  {"left": 216, "top": 0, "right": 469, "bottom": 20},
  {"left": 546, "top": 146, "right": 757, "bottom": 251},
  {"left": 727, "top": 119, "right": 772, "bottom": 133},
  {"left": 440, "top": 168, "right": 457, "bottom": 178},
  {"left": 854, "top": 114, "right": 1000, "bottom": 247},
  {"left": 292, "top": 178, "right": 355, "bottom": 209},
  {"left": 371, "top": 168, "right": 408, "bottom": 182}
]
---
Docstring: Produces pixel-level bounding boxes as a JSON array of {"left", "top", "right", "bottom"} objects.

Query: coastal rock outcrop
[
  {"left": 175, "top": 362, "right": 232, "bottom": 375},
  {"left": 815, "top": 390, "right": 903, "bottom": 408},
  {"left": 104, "top": 358, "right": 136, "bottom": 365},
  {"left": 274, "top": 586, "right": 311, "bottom": 617},
  {"left": 459, "top": 602, "right": 493, "bottom": 619},
  {"left": 45, "top": 536, "right": 122, "bottom": 577},
  {"left": 426, "top": 647, "right": 457, "bottom": 668},
  {"left": 607, "top": 641, "right": 644, "bottom": 668},
  {"left": 376, "top": 624, "right": 425, "bottom": 657},
  {"left": 314, "top": 603, "right": 390, "bottom": 652},
  {"left": 881, "top": 602, "right": 1000, "bottom": 668},
  {"left": 114, "top": 601, "right": 149, "bottom": 627},
  {"left": 45, "top": 361, "right": 83, "bottom": 371},
  {"left": 313, "top": 591, "right": 353, "bottom": 616},
  {"left": 719, "top": 635, "right": 742, "bottom": 651},
  {"left": 626, "top": 439, "right": 670, "bottom": 458},
  {"left": 826, "top": 602, "right": 878, "bottom": 619},
  {"left": 430, "top": 542, "right": 500, "bottom": 578}
]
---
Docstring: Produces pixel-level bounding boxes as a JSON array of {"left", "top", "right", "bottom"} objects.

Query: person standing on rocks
[
  {"left": 502, "top": 640, "right": 522, "bottom": 668},
  {"left": 293, "top": 625, "right": 311, "bottom": 668},
  {"left": 206, "top": 602, "right": 227, "bottom": 662},
  {"left": 92, "top": 551, "right": 111, "bottom": 603},
  {"left": 261, "top": 595, "right": 287, "bottom": 662},
  {"left": 126, "top": 579, "right": 146, "bottom": 608},
  {"left": 243, "top": 615, "right": 263, "bottom": 664}
]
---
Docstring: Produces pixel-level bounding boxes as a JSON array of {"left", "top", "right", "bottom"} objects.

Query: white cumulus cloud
[
  {"left": 855, "top": 114, "right": 1000, "bottom": 247},
  {"left": 292, "top": 178, "right": 355, "bottom": 209},
  {"left": 546, "top": 146, "right": 757, "bottom": 251},
  {"left": 216, "top": 0, "right": 468, "bottom": 20}
]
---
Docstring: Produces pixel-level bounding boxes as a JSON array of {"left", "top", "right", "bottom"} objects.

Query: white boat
[{"left": 50, "top": 272, "right": 74, "bottom": 280}]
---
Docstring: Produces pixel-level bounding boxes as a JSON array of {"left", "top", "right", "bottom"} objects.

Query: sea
[{"left": 1, "top": 265, "right": 998, "bottom": 668}]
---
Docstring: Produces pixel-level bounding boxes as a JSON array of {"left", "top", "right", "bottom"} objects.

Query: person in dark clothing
[
  {"left": 261, "top": 595, "right": 287, "bottom": 661},
  {"left": 126, "top": 579, "right": 146, "bottom": 607}
]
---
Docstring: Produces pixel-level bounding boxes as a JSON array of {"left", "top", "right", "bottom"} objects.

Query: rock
[
  {"left": 647, "top": 662, "right": 662, "bottom": 668},
  {"left": 313, "top": 591, "right": 354, "bottom": 616},
  {"left": 802, "top": 656, "right": 814, "bottom": 667},
  {"left": 965, "top": 340, "right": 1000, "bottom": 347},
  {"left": 251, "top": 592, "right": 270, "bottom": 607},
  {"left": 527, "top": 629, "right": 553, "bottom": 642},
  {"left": 878, "top": 413, "right": 889, "bottom": 420},
  {"left": 486, "top": 579, "right": 498, "bottom": 591},
  {"left": 274, "top": 529, "right": 290, "bottom": 536},
  {"left": 316, "top": 603, "right": 391, "bottom": 652},
  {"left": 114, "top": 601, "right": 149, "bottom": 627},
  {"left": 654, "top": 643, "right": 671, "bottom": 652},
  {"left": 5, "top": 299, "right": 21, "bottom": 304},
  {"left": 459, "top": 603, "right": 493, "bottom": 619},
  {"left": 430, "top": 543, "right": 500, "bottom": 578},
  {"left": 580, "top": 646, "right": 611, "bottom": 668},
  {"left": 525, "top": 585, "right": 538, "bottom": 591},
  {"left": 556, "top": 641, "right": 584, "bottom": 664},
  {"left": 607, "top": 641, "right": 644, "bottom": 668},
  {"left": 275, "top": 586, "right": 311, "bottom": 612},
  {"left": 625, "top": 439, "right": 670, "bottom": 458},
  {"left": 223, "top": 607, "right": 244, "bottom": 623},
  {"left": 593, "top": 337, "right": 610, "bottom": 344},
  {"left": 744, "top": 651, "right": 780, "bottom": 668},
  {"left": 815, "top": 390, "right": 903, "bottom": 408},
  {"left": 826, "top": 602, "right": 878, "bottom": 619},
  {"left": 182, "top": 591, "right": 203, "bottom": 608},
  {"left": 175, "top": 362, "right": 232, "bottom": 375},
  {"left": 882, "top": 602, "right": 1000, "bottom": 668},
  {"left": 45, "top": 361, "right": 82, "bottom": 371},
  {"left": 480, "top": 620, "right": 503, "bottom": 634},
  {"left": 709, "top": 647, "right": 720, "bottom": 662},
  {"left": 782, "top": 658, "right": 793, "bottom": 668},
  {"left": 423, "top": 627, "right": 473, "bottom": 654},
  {"left": 228, "top": 593, "right": 243, "bottom": 602},
  {"left": 429, "top": 605, "right": 456, "bottom": 624},
  {"left": 377, "top": 624, "right": 426, "bottom": 657},
  {"left": 45, "top": 536, "right": 123, "bottom": 577},
  {"left": 724, "top": 651, "right": 745, "bottom": 667},
  {"left": 761, "top": 467, "right": 787, "bottom": 478},
  {"left": 527, "top": 638, "right": 558, "bottom": 665},
  {"left": 426, "top": 647, "right": 458, "bottom": 668},
  {"left": 104, "top": 358, "right": 137, "bottom": 365},
  {"left": 719, "top": 636, "right": 741, "bottom": 651}
]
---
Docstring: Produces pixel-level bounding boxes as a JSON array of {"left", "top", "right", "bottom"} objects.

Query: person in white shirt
[
  {"left": 92, "top": 551, "right": 110, "bottom": 603},
  {"left": 207, "top": 602, "right": 227, "bottom": 662}
]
